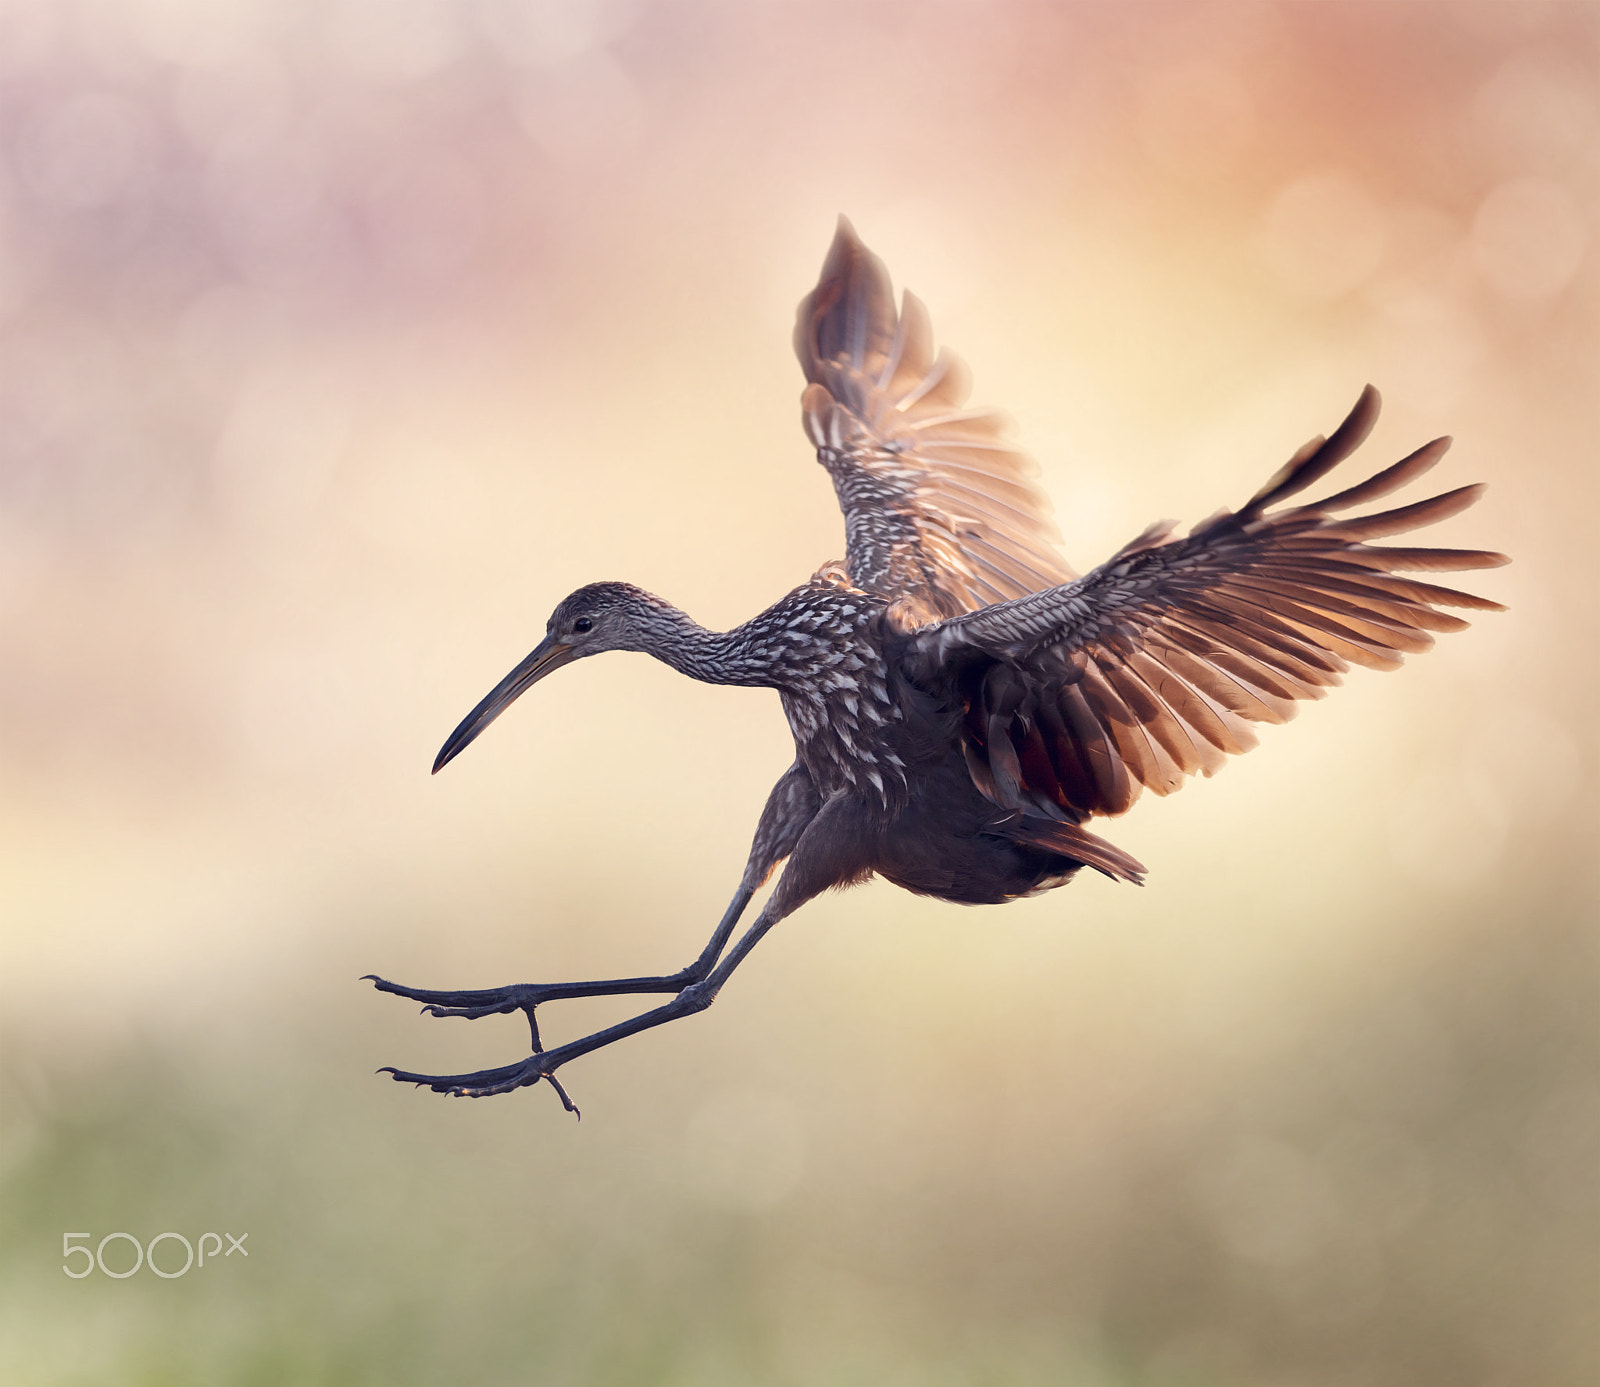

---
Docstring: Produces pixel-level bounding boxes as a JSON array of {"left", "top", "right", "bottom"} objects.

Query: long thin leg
[
  {"left": 369, "top": 764, "right": 824, "bottom": 1108},
  {"left": 380, "top": 787, "right": 863, "bottom": 1102},
  {"left": 366, "top": 882, "right": 755, "bottom": 1014},
  {"left": 381, "top": 902, "right": 785, "bottom": 1097}
]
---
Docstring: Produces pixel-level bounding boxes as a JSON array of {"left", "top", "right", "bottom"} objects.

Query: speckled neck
[{"left": 628, "top": 599, "right": 781, "bottom": 689}]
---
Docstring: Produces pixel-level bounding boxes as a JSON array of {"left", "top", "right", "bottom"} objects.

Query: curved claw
[
  {"left": 419, "top": 1002, "right": 522, "bottom": 1021},
  {"left": 544, "top": 1074, "right": 582, "bottom": 1118},
  {"left": 377, "top": 1056, "right": 555, "bottom": 1101}
]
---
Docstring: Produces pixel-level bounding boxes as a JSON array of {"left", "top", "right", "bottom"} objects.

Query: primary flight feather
[{"left": 368, "top": 217, "right": 1505, "bottom": 1111}]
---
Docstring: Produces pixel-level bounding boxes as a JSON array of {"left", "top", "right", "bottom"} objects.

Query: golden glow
[{"left": 1, "top": 2, "right": 1592, "bottom": 1381}]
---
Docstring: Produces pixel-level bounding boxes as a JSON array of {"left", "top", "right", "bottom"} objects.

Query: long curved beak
[{"left": 432, "top": 636, "right": 577, "bottom": 774}]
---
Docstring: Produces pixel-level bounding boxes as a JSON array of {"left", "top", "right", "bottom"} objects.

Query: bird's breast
[
  {"left": 747, "top": 581, "right": 909, "bottom": 807},
  {"left": 780, "top": 657, "right": 907, "bottom": 807}
]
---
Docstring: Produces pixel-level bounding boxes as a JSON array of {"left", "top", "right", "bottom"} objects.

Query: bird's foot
[
  {"left": 363, "top": 975, "right": 557, "bottom": 1022},
  {"left": 379, "top": 1053, "right": 581, "bottom": 1113},
  {"left": 366, "top": 968, "right": 722, "bottom": 1112},
  {"left": 364, "top": 974, "right": 580, "bottom": 1115}
]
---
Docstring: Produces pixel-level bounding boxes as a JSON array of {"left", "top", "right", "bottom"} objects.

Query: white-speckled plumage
[{"left": 377, "top": 218, "right": 1505, "bottom": 1104}]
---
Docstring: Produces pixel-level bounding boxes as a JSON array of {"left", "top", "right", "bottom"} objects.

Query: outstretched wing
[
  {"left": 910, "top": 386, "right": 1507, "bottom": 821},
  {"left": 794, "top": 217, "right": 1075, "bottom": 625}
]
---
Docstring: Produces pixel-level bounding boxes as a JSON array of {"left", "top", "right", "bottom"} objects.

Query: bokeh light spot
[
  {"left": 1471, "top": 48, "right": 1598, "bottom": 177},
  {"left": 1198, "top": 1135, "right": 1338, "bottom": 1266},
  {"left": 1259, "top": 171, "right": 1388, "bottom": 299},
  {"left": 1471, "top": 176, "right": 1589, "bottom": 302},
  {"left": 16, "top": 91, "right": 159, "bottom": 211},
  {"left": 325, "top": 0, "right": 467, "bottom": 82},
  {"left": 172, "top": 53, "right": 295, "bottom": 162},
  {"left": 125, "top": 0, "right": 272, "bottom": 69},
  {"left": 477, "top": 0, "right": 638, "bottom": 69}
]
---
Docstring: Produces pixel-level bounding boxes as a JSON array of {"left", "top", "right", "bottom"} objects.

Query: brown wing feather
[
  {"left": 795, "top": 217, "right": 1075, "bottom": 624},
  {"left": 916, "top": 387, "right": 1508, "bottom": 822}
]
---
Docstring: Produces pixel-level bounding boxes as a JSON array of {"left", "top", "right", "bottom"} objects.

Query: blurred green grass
[{"left": 5, "top": 831, "right": 1594, "bottom": 1386}]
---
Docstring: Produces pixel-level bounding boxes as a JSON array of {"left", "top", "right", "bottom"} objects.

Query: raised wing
[
  {"left": 911, "top": 387, "right": 1507, "bottom": 821},
  {"left": 794, "top": 218, "right": 1075, "bottom": 625}
]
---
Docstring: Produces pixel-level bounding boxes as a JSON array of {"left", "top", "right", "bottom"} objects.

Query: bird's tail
[{"left": 994, "top": 816, "right": 1148, "bottom": 886}]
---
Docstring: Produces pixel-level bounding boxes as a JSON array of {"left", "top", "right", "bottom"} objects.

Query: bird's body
[
  {"left": 547, "top": 573, "right": 1117, "bottom": 909},
  {"left": 370, "top": 219, "right": 1504, "bottom": 1110}
]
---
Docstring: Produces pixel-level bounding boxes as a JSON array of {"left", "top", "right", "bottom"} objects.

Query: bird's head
[{"left": 432, "top": 581, "right": 667, "bottom": 773}]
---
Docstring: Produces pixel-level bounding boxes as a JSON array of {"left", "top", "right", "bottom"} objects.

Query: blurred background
[{"left": 1, "top": 1, "right": 1594, "bottom": 1383}]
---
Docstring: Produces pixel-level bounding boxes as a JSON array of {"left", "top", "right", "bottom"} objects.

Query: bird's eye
[{"left": 573, "top": 617, "right": 593, "bottom": 634}]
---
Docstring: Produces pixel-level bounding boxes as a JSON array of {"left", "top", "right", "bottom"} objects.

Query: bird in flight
[{"left": 368, "top": 217, "right": 1504, "bottom": 1113}]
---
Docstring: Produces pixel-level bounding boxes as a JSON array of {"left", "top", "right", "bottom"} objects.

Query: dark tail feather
[{"left": 995, "top": 816, "right": 1148, "bottom": 885}]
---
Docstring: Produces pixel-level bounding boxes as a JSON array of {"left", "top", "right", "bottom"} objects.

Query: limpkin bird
[{"left": 369, "top": 218, "right": 1504, "bottom": 1112}]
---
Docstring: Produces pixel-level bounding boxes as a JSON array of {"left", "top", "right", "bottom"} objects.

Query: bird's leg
[
  {"left": 366, "top": 879, "right": 755, "bottom": 1017},
  {"left": 378, "top": 901, "right": 784, "bottom": 1100},
  {"left": 366, "top": 883, "right": 754, "bottom": 1116},
  {"left": 377, "top": 785, "right": 858, "bottom": 1102},
  {"left": 368, "top": 764, "right": 817, "bottom": 1016},
  {"left": 517, "top": 1007, "right": 582, "bottom": 1116},
  {"left": 369, "top": 764, "right": 823, "bottom": 1107}
]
